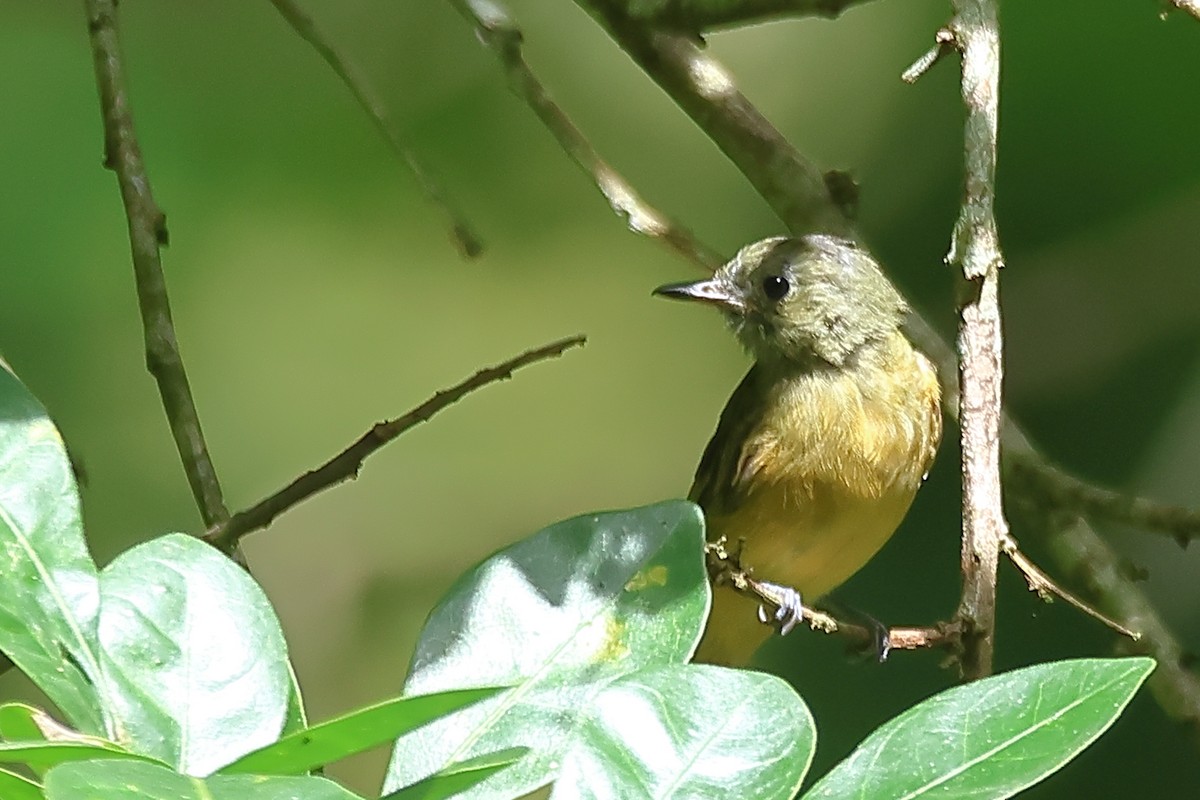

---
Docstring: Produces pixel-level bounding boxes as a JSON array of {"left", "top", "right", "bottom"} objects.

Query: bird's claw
[
  {"left": 869, "top": 615, "right": 892, "bottom": 662},
  {"left": 756, "top": 581, "right": 804, "bottom": 636}
]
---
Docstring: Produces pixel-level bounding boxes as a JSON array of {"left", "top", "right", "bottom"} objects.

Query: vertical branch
[
  {"left": 946, "top": 0, "right": 1006, "bottom": 680},
  {"left": 85, "top": 0, "right": 229, "bottom": 528}
]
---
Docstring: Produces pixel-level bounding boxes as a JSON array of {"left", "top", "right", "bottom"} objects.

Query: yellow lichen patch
[
  {"left": 623, "top": 565, "right": 668, "bottom": 592},
  {"left": 591, "top": 615, "right": 630, "bottom": 664}
]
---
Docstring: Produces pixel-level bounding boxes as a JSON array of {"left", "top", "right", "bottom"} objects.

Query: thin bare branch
[
  {"left": 623, "top": 0, "right": 882, "bottom": 31},
  {"left": 705, "top": 538, "right": 965, "bottom": 659},
  {"left": 447, "top": 0, "right": 723, "bottom": 271},
  {"left": 1000, "top": 534, "right": 1140, "bottom": 639},
  {"left": 269, "top": 0, "right": 482, "bottom": 258},
  {"left": 204, "top": 335, "right": 586, "bottom": 553},
  {"left": 901, "top": 27, "right": 956, "bottom": 84},
  {"left": 1007, "top": 456, "right": 1200, "bottom": 548},
  {"left": 85, "top": 0, "right": 229, "bottom": 529}
]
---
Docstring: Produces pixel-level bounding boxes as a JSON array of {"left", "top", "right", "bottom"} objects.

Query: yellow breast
[{"left": 694, "top": 334, "right": 941, "bottom": 665}]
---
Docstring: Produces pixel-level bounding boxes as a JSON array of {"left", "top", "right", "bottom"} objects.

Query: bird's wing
[{"left": 688, "top": 364, "right": 769, "bottom": 516}]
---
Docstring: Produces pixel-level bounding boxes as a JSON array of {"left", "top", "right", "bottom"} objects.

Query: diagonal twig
[
  {"left": 85, "top": 0, "right": 229, "bottom": 529},
  {"left": 204, "top": 335, "right": 586, "bottom": 553},
  {"left": 575, "top": 0, "right": 854, "bottom": 239},
  {"left": 447, "top": 0, "right": 724, "bottom": 271},
  {"left": 1000, "top": 534, "right": 1139, "bottom": 639},
  {"left": 269, "top": 0, "right": 482, "bottom": 258}
]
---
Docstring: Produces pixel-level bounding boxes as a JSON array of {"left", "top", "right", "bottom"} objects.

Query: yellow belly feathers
[{"left": 694, "top": 336, "right": 941, "bottom": 665}]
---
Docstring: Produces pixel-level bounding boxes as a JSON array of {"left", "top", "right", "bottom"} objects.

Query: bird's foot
[{"left": 755, "top": 581, "right": 804, "bottom": 636}]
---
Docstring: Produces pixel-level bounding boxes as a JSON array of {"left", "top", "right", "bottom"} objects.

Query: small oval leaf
[{"left": 97, "top": 534, "right": 291, "bottom": 776}]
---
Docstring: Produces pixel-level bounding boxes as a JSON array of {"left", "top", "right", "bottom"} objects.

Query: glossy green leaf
[
  {"left": 97, "top": 534, "right": 291, "bottom": 776},
  {"left": 553, "top": 664, "right": 813, "bottom": 800},
  {"left": 223, "top": 687, "right": 502, "bottom": 775},
  {"left": 804, "top": 657, "right": 1156, "bottom": 800},
  {"left": 384, "top": 501, "right": 709, "bottom": 798},
  {"left": 44, "top": 758, "right": 364, "bottom": 799},
  {"left": 383, "top": 748, "right": 529, "bottom": 800},
  {"left": 0, "top": 766, "right": 41, "bottom": 800},
  {"left": 0, "top": 364, "right": 108, "bottom": 735}
]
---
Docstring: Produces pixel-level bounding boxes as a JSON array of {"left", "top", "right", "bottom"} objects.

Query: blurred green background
[{"left": 2, "top": 0, "right": 1199, "bottom": 796}]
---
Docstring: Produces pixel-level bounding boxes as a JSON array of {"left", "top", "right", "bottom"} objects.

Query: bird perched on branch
[{"left": 655, "top": 235, "right": 942, "bottom": 666}]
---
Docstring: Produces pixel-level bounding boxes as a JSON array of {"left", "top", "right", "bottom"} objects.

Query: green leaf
[
  {"left": 222, "top": 687, "right": 502, "bottom": 775},
  {"left": 384, "top": 501, "right": 709, "bottom": 798},
  {"left": 804, "top": 657, "right": 1156, "bottom": 800},
  {"left": 0, "top": 739, "right": 161, "bottom": 769},
  {"left": 283, "top": 659, "right": 309, "bottom": 737},
  {"left": 0, "top": 702, "right": 120, "bottom": 776},
  {"left": 0, "top": 765, "right": 43, "bottom": 800},
  {"left": 44, "top": 759, "right": 365, "bottom": 800},
  {"left": 97, "top": 534, "right": 291, "bottom": 776},
  {"left": 383, "top": 748, "right": 529, "bottom": 800},
  {"left": 0, "top": 363, "right": 108, "bottom": 735},
  {"left": 0, "top": 702, "right": 50, "bottom": 744},
  {"left": 553, "top": 664, "right": 813, "bottom": 800}
]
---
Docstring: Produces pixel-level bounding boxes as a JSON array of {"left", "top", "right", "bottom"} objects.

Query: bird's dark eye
[{"left": 762, "top": 275, "right": 789, "bottom": 300}]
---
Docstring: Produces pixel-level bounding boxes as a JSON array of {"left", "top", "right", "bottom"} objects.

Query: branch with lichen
[
  {"left": 85, "top": 0, "right": 230, "bottom": 530},
  {"left": 268, "top": 0, "right": 482, "bottom": 258},
  {"left": 940, "top": 0, "right": 1007, "bottom": 681}
]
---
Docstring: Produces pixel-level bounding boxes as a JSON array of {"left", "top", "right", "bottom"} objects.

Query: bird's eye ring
[{"left": 762, "top": 275, "right": 790, "bottom": 301}]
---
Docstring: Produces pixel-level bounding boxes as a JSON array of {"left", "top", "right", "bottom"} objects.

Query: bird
[{"left": 654, "top": 235, "right": 942, "bottom": 666}]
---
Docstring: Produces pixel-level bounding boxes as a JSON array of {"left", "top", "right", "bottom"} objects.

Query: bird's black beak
[{"left": 653, "top": 277, "right": 744, "bottom": 312}]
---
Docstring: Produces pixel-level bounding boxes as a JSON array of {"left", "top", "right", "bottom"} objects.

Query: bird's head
[{"left": 654, "top": 235, "right": 908, "bottom": 367}]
